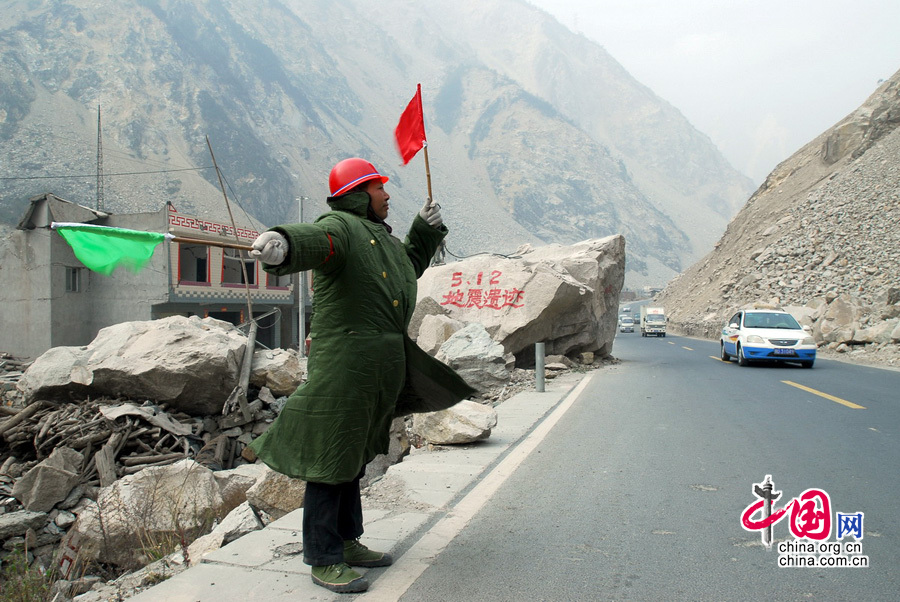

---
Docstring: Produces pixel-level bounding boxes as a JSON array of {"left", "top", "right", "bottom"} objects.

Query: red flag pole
[
  {"left": 423, "top": 142, "right": 434, "bottom": 205},
  {"left": 170, "top": 236, "right": 253, "bottom": 251}
]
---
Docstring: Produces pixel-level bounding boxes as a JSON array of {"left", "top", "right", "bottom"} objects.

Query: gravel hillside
[{"left": 656, "top": 68, "right": 900, "bottom": 369}]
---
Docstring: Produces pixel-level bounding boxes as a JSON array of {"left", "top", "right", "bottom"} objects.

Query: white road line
[{"left": 358, "top": 374, "right": 595, "bottom": 601}]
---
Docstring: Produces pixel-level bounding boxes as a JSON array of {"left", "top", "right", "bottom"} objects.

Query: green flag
[{"left": 51, "top": 222, "right": 172, "bottom": 275}]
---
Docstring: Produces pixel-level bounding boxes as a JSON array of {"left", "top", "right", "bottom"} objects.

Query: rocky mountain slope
[
  {"left": 657, "top": 68, "right": 900, "bottom": 366},
  {"left": 0, "top": 0, "right": 754, "bottom": 288}
]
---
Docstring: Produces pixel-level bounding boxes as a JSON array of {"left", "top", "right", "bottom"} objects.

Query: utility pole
[{"left": 96, "top": 105, "right": 104, "bottom": 211}]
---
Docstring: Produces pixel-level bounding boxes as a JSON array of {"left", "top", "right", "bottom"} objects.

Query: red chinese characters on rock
[{"left": 440, "top": 270, "right": 524, "bottom": 310}]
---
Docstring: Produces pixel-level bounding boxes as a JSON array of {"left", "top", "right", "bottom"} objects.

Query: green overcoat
[{"left": 248, "top": 192, "right": 475, "bottom": 484}]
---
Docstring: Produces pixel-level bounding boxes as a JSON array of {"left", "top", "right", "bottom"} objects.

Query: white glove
[
  {"left": 419, "top": 198, "right": 443, "bottom": 228},
  {"left": 250, "top": 231, "right": 288, "bottom": 265}
]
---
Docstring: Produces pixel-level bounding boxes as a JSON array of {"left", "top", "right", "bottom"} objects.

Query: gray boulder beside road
[
  {"left": 416, "top": 235, "right": 626, "bottom": 360},
  {"left": 17, "top": 316, "right": 247, "bottom": 415}
]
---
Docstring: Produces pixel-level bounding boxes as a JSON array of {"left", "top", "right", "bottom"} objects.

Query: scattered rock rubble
[
  {"left": 0, "top": 375, "right": 298, "bottom": 599},
  {"left": 1, "top": 333, "right": 605, "bottom": 601}
]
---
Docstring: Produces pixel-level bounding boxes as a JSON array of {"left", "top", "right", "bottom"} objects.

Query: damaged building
[{"left": 0, "top": 193, "right": 302, "bottom": 359}]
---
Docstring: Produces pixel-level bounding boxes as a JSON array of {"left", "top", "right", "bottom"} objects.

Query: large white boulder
[
  {"left": 415, "top": 236, "right": 625, "bottom": 358},
  {"left": 18, "top": 316, "right": 246, "bottom": 415},
  {"left": 815, "top": 294, "right": 862, "bottom": 344},
  {"left": 854, "top": 319, "right": 899, "bottom": 345},
  {"left": 436, "top": 323, "right": 514, "bottom": 392},
  {"left": 62, "top": 460, "right": 226, "bottom": 568},
  {"left": 11, "top": 447, "right": 83, "bottom": 513},
  {"left": 411, "top": 400, "right": 499, "bottom": 445},
  {"left": 416, "top": 314, "right": 466, "bottom": 356},
  {"left": 244, "top": 465, "right": 306, "bottom": 520},
  {"left": 213, "top": 463, "right": 268, "bottom": 514},
  {"left": 250, "top": 348, "right": 305, "bottom": 396}
]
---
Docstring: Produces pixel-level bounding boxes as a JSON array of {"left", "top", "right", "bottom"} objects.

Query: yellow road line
[
  {"left": 782, "top": 380, "right": 866, "bottom": 410},
  {"left": 710, "top": 356, "right": 726, "bottom": 362},
  {"left": 682, "top": 346, "right": 694, "bottom": 351}
]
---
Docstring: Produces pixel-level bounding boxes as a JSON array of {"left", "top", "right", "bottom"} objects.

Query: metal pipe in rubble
[{"left": 535, "top": 342, "right": 545, "bottom": 392}]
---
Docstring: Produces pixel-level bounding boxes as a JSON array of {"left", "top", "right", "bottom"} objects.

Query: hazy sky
[{"left": 527, "top": 0, "right": 900, "bottom": 183}]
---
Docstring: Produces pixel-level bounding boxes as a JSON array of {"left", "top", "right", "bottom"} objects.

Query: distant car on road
[
  {"left": 619, "top": 317, "right": 635, "bottom": 333},
  {"left": 622, "top": 306, "right": 632, "bottom": 313},
  {"left": 720, "top": 309, "right": 816, "bottom": 368}
]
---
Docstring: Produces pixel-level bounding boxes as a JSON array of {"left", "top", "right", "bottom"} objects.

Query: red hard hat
[{"left": 328, "top": 158, "right": 389, "bottom": 197}]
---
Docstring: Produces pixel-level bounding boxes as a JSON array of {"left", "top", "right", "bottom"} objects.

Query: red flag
[{"left": 394, "top": 84, "right": 426, "bottom": 164}]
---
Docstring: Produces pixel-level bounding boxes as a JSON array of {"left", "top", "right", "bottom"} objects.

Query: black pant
[{"left": 302, "top": 469, "right": 365, "bottom": 566}]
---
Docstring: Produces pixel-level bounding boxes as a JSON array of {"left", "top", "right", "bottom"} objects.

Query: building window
[
  {"left": 223, "top": 248, "right": 256, "bottom": 286},
  {"left": 65, "top": 267, "right": 83, "bottom": 292},
  {"left": 267, "top": 271, "right": 292, "bottom": 289},
  {"left": 178, "top": 243, "right": 209, "bottom": 284}
]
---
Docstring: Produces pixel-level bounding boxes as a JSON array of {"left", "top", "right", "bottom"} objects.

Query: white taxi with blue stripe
[{"left": 720, "top": 309, "right": 816, "bottom": 368}]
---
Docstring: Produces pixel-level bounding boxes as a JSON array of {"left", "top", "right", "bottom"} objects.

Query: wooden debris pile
[
  {"left": 1, "top": 395, "right": 277, "bottom": 489},
  {"left": 1, "top": 380, "right": 279, "bottom": 582},
  {"left": 0, "top": 352, "right": 30, "bottom": 407}
]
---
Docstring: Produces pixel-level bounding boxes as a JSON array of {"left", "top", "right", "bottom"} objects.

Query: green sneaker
[
  {"left": 343, "top": 538, "right": 394, "bottom": 568},
  {"left": 310, "top": 562, "right": 369, "bottom": 593}
]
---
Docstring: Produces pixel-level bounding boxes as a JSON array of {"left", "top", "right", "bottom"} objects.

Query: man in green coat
[{"left": 248, "top": 158, "right": 474, "bottom": 593}]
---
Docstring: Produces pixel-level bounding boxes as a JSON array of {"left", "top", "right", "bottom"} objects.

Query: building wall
[
  {"left": 0, "top": 228, "right": 54, "bottom": 358},
  {"left": 49, "top": 231, "right": 105, "bottom": 348},
  {"left": 1, "top": 197, "right": 298, "bottom": 360}
]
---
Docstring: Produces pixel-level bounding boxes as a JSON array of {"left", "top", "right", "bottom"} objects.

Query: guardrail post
[{"left": 535, "top": 342, "right": 545, "bottom": 392}]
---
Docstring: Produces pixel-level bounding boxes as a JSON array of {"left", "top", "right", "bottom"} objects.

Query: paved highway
[{"left": 399, "top": 332, "right": 899, "bottom": 601}]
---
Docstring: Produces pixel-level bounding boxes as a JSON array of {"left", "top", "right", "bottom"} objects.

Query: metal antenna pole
[
  {"left": 96, "top": 105, "right": 104, "bottom": 211},
  {"left": 206, "top": 136, "right": 253, "bottom": 323},
  {"left": 206, "top": 135, "right": 254, "bottom": 421}
]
